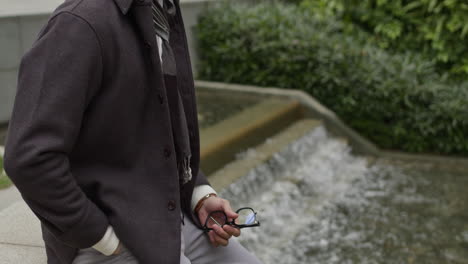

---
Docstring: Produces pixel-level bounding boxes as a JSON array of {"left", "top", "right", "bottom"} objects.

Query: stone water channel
[{"left": 221, "top": 126, "right": 468, "bottom": 264}]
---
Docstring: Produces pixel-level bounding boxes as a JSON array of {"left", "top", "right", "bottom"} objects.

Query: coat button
[
  {"left": 164, "top": 148, "right": 171, "bottom": 159},
  {"left": 158, "top": 94, "right": 164, "bottom": 104},
  {"left": 144, "top": 41, "right": 151, "bottom": 49},
  {"left": 137, "top": 0, "right": 145, "bottom": 4},
  {"left": 168, "top": 200, "right": 176, "bottom": 211}
]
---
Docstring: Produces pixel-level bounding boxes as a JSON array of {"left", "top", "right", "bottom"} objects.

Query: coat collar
[
  {"left": 113, "top": 0, "right": 179, "bottom": 15},
  {"left": 113, "top": 0, "right": 141, "bottom": 15}
]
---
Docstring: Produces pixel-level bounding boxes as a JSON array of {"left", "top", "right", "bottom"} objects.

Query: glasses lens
[
  {"left": 207, "top": 211, "right": 227, "bottom": 228},
  {"left": 237, "top": 208, "right": 257, "bottom": 225}
]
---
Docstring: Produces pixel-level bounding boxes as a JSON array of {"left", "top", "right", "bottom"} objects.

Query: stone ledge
[
  {"left": 200, "top": 98, "right": 303, "bottom": 174},
  {"left": 195, "top": 80, "right": 468, "bottom": 172}
]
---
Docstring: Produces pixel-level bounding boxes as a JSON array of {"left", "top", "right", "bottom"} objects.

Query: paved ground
[
  {"left": 0, "top": 146, "right": 21, "bottom": 211},
  {"left": 0, "top": 144, "right": 46, "bottom": 262},
  {"left": 0, "top": 201, "right": 46, "bottom": 264},
  {"left": 0, "top": 186, "right": 21, "bottom": 211},
  {"left": 0, "top": 145, "right": 46, "bottom": 263}
]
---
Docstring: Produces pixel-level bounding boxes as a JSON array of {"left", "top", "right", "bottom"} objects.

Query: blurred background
[{"left": 196, "top": 0, "right": 468, "bottom": 157}]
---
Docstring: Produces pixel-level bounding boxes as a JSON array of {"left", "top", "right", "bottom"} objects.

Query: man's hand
[{"left": 197, "top": 197, "right": 241, "bottom": 247}]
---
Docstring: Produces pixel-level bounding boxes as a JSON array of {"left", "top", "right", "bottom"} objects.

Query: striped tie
[
  {"left": 151, "top": 0, "right": 170, "bottom": 42},
  {"left": 151, "top": 0, "right": 176, "bottom": 75}
]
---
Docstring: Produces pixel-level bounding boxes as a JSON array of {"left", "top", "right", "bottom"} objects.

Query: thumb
[{"left": 223, "top": 202, "right": 238, "bottom": 220}]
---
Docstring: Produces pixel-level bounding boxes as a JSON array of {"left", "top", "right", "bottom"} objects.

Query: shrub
[
  {"left": 301, "top": 0, "right": 468, "bottom": 79},
  {"left": 0, "top": 156, "right": 12, "bottom": 190},
  {"left": 196, "top": 2, "right": 468, "bottom": 156}
]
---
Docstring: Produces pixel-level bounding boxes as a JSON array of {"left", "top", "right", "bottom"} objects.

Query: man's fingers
[
  {"left": 223, "top": 225, "right": 241, "bottom": 237},
  {"left": 213, "top": 233, "right": 229, "bottom": 247},
  {"left": 213, "top": 224, "right": 232, "bottom": 240},
  {"left": 222, "top": 200, "right": 238, "bottom": 220},
  {"left": 209, "top": 228, "right": 230, "bottom": 247},
  {"left": 208, "top": 231, "right": 219, "bottom": 247}
]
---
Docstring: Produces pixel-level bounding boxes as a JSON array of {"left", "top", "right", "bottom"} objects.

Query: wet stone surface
[{"left": 196, "top": 88, "right": 265, "bottom": 129}]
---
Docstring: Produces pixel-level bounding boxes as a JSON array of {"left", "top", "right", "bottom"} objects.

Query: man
[{"left": 3, "top": 0, "right": 262, "bottom": 263}]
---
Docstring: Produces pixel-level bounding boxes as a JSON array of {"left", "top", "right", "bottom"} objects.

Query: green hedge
[
  {"left": 196, "top": 3, "right": 468, "bottom": 156},
  {"left": 301, "top": 0, "right": 468, "bottom": 79},
  {"left": 0, "top": 156, "right": 12, "bottom": 190}
]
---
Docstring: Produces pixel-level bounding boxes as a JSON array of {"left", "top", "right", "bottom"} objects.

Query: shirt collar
[{"left": 113, "top": 0, "right": 176, "bottom": 15}]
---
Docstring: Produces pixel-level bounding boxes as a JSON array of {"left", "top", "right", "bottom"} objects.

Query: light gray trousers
[{"left": 72, "top": 213, "right": 262, "bottom": 264}]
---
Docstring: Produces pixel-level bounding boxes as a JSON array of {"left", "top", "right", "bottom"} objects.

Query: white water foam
[
  {"left": 220, "top": 126, "right": 369, "bottom": 264},
  {"left": 220, "top": 125, "right": 468, "bottom": 264}
]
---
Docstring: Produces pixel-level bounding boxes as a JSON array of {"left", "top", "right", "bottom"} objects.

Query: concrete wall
[
  {"left": 0, "top": 0, "right": 223, "bottom": 124},
  {"left": 0, "top": 15, "right": 49, "bottom": 123}
]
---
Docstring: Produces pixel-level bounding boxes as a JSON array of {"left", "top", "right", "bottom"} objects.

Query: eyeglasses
[{"left": 202, "top": 207, "right": 260, "bottom": 232}]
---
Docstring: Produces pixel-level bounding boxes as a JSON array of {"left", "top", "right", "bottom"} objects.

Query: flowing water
[{"left": 221, "top": 126, "right": 468, "bottom": 264}]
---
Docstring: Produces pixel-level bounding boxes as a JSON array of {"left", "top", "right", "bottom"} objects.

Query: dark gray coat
[{"left": 3, "top": 0, "right": 209, "bottom": 263}]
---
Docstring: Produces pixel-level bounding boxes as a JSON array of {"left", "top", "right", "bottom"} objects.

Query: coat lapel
[{"left": 125, "top": 0, "right": 165, "bottom": 90}]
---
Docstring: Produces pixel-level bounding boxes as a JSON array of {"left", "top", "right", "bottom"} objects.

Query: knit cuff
[
  {"left": 191, "top": 185, "right": 217, "bottom": 212},
  {"left": 92, "top": 226, "right": 120, "bottom": 256}
]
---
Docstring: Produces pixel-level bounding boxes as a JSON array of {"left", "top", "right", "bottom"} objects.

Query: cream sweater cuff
[
  {"left": 92, "top": 225, "right": 120, "bottom": 256},
  {"left": 191, "top": 185, "right": 217, "bottom": 212}
]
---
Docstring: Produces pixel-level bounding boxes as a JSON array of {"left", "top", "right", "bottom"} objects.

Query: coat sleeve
[
  {"left": 186, "top": 169, "right": 216, "bottom": 228},
  {"left": 3, "top": 12, "right": 108, "bottom": 249},
  {"left": 195, "top": 168, "right": 210, "bottom": 187}
]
